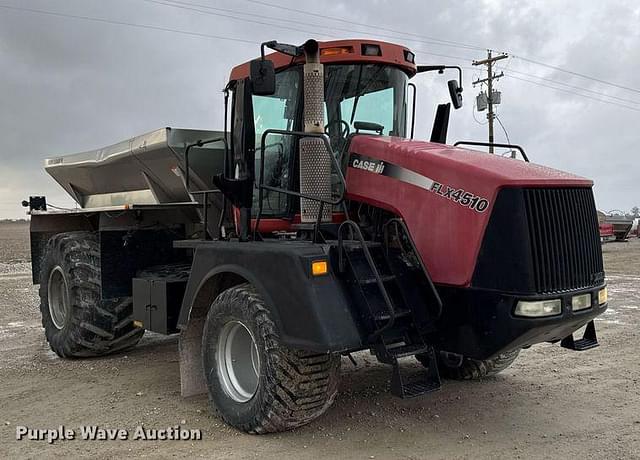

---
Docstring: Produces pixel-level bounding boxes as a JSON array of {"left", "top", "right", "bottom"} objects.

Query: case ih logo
[
  {"left": 349, "top": 152, "right": 490, "bottom": 213},
  {"left": 351, "top": 157, "right": 386, "bottom": 174}
]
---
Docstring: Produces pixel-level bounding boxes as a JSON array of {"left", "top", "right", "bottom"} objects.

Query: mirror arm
[
  {"left": 417, "top": 65, "right": 464, "bottom": 92},
  {"left": 260, "top": 40, "right": 277, "bottom": 60},
  {"left": 445, "top": 65, "right": 463, "bottom": 89},
  {"left": 261, "top": 40, "right": 303, "bottom": 58}
]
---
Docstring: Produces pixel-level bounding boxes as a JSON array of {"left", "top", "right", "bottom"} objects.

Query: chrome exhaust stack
[{"left": 299, "top": 39, "right": 332, "bottom": 223}]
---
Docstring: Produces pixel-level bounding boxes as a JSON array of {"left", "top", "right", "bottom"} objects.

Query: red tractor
[{"left": 26, "top": 39, "right": 607, "bottom": 433}]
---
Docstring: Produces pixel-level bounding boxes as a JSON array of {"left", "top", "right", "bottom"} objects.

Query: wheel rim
[
  {"left": 47, "top": 266, "right": 69, "bottom": 330},
  {"left": 217, "top": 321, "right": 260, "bottom": 403}
]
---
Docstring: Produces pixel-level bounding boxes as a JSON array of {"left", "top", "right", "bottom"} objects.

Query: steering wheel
[{"left": 324, "top": 119, "right": 350, "bottom": 139}]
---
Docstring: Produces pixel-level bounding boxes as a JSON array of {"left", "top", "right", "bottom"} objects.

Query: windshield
[
  {"left": 249, "top": 64, "right": 409, "bottom": 217},
  {"left": 324, "top": 64, "right": 408, "bottom": 139}
]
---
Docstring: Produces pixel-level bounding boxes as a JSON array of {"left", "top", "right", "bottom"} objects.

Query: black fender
[{"left": 176, "top": 240, "right": 363, "bottom": 352}]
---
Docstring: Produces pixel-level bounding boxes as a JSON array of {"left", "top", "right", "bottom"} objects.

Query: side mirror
[
  {"left": 448, "top": 79, "right": 463, "bottom": 109},
  {"left": 250, "top": 59, "right": 275, "bottom": 96}
]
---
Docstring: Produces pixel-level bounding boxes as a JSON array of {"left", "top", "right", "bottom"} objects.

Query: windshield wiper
[
  {"left": 349, "top": 66, "right": 364, "bottom": 124},
  {"left": 349, "top": 65, "right": 387, "bottom": 124}
]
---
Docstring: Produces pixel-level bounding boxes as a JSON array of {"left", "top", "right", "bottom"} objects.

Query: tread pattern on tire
[
  {"left": 417, "top": 349, "right": 520, "bottom": 380},
  {"left": 39, "top": 232, "right": 144, "bottom": 358},
  {"left": 204, "top": 284, "right": 341, "bottom": 434}
]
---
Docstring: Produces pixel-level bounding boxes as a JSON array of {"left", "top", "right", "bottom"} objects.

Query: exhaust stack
[{"left": 299, "top": 40, "right": 332, "bottom": 223}]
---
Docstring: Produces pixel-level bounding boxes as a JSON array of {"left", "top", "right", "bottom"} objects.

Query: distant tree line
[{"left": 0, "top": 219, "right": 29, "bottom": 224}]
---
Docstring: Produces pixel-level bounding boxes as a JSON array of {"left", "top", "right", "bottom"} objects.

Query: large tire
[
  {"left": 417, "top": 349, "right": 520, "bottom": 380},
  {"left": 39, "top": 232, "right": 144, "bottom": 358},
  {"left": 202, "top": 284, "right": 341, "bottom": 434}
]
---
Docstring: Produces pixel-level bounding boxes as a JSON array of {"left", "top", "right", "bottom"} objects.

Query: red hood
[
  {"left": 350, "top": 136, "right": 591, "bottom": 187},
  {"left": 345, "top": 136, "right": 593, "bottom": 287}
]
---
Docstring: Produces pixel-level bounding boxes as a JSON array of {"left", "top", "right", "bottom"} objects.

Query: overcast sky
[{"left": 0, "top": 0, "right": 638, "bottom": 219}]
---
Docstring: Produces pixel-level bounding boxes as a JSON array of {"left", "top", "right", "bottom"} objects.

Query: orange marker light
[
  {"left": 598, "top": 287, "right": 608, "bottom": 305},
  {"left": 311, "top": 260, "right": 329, "bottom": 276}
]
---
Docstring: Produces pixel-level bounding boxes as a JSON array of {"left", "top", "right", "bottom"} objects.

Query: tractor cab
[{"left": 222, "top": 40, "right": 459, "bottom": 234}]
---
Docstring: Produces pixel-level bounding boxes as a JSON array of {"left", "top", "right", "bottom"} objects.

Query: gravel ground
[{"left": 0, "top": 222, "right": 638, "bottom": 459}]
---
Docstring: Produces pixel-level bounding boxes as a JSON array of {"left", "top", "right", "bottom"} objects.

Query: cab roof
[{"left": 229, "top": 39, "right": 417, "bottom": 82}]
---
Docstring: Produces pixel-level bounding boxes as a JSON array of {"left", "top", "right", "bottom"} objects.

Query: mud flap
[
  {"left": 560, "top": 320, "right": 599, "bottom": 351},
  {"left": 179, "top": 315, "right": 207, "bottom": 397}
]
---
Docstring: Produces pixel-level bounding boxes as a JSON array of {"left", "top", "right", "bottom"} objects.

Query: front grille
[{"left": 523, "top": 188, "right": 603, "bottom": 293}]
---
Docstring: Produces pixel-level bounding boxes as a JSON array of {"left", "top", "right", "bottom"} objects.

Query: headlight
[
  {"left": 514, "top": 299, "right": 562, "bottom": 318},
  {"left": 571, "top": 293, "right": 592, "bottom": 311}
]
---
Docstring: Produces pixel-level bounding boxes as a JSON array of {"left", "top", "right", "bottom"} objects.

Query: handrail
[
  {"left": 338, "top": 220, "right": 397, "bottom": 341},
  {"left": 382, "top": 218, "right": 443, "bottom": 319},
  {"left": 184, "top": 136, "right": 228, "bottom": 240},
  {"left": 184, "top": 136, "right": 228, "bottom": 191},
  {"left": 408, "top": 82, "right": 417, "bottom": 139},
  {"left": 454, "top": 140, "right": 529, "bottom": 162},
  {"left": 254, "top": 129, "right": 347, "bottom": 240}
]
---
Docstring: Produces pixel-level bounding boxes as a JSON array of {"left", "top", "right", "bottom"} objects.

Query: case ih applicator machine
[{"left": 25, "top": 39, "right": 607, "bottom": 433}]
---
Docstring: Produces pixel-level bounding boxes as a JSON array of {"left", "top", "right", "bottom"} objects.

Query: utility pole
[{"left": 473, "top": 50, "right": 508, "bottom": 153}]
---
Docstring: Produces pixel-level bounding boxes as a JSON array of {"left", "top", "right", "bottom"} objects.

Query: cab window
[{"left": 251, "top": 68, "right": 301, "bottom": 216}]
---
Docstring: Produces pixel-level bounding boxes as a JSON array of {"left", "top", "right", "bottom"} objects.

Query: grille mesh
[
  {"left": 523, "top": 188, "right": 603, "bottom": 293},
  {"left": 299, "top": 137, "right": 332, "bottom": 223}
]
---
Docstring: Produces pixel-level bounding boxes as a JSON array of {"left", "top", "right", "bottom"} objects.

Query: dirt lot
[{"left": 0, "top": 221, "right": 638, "bottom": 459}]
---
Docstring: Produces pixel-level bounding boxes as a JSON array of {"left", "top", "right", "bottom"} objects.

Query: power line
[
  {"left": 0, "top": 3, "right": 260, "bottom": 45},
  {"left": 152, "top": 0, "right": 640, "bottom": 104},
  {"left": 3, "top": 2, "right": 639, "bottom": 116},
  {"left": 506, "top": 68, "right": 640, "bottom": 106},
  {"left": 0, "top": 2, "right": 471, "bottom": 64},
  {"left": 495, "top": 115, "right": 510, "bottom": 145},
  {"left": 139, "top": 0, "right": 335, "bottom": 41},
  {"left": 494, "top": 114, "right": 513, "bottom": 156},
  {"left": 512, "top": 55, "right": 640, "bottom": 95},
  {"left": 238, "top": 0, "right": 640, "bottom": 96},
  {"left": 238, "top": 0, "right": 485, "bottom": 51},
  {"left": 505, "top": 74, "right": 640, "bottom": 113},
  {"left": 140, "top": 0, "right": 478, "bottom": 61}
]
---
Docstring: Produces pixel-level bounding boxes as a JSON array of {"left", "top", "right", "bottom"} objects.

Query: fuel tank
[{"left": 344, "top": 136, "right": 594, "bottom": 288}]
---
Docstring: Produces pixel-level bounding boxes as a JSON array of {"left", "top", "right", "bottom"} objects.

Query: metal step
[
  {"left": 390, "top": 347, "right": 441, "bottom": 399},
  {"left": 358, "top": 274, "right": 396, "bottom": 285},
  {"left": 561, "top": 320, "right": 599, "bottom": 351},
  {"left": 343, "top": 241, "right": 382, "bottom": 252},
  {"left": 385, "top": 342, "right": 430, "bottom": 359},
  {"left": 569, "top": 337, "right": 599, "bottom": 351},
  {"left": 374, "top": 309, "right": 411, "bottom": 321},
  {"left": 396, "top": 379, "right": 442, "bottom": 398}
]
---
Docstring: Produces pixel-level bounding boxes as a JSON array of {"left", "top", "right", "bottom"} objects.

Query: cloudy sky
[{"left": 1, "top": 0, "right": 638, "bottom": 219}]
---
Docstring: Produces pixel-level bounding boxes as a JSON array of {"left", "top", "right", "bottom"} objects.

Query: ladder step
[
  {"left": 569, "top": 337, "right": 599, "bottom": 351},
  {"left": 343, "top": 241, "right": 382, "bottom": 252},
  {"left": 374, "top": 309, "right": 411, "bottom": 321},
  {"left": 560, "top": 320, "right": 599, "bottom": 351},
  {"left": 390, "top": 347, "right": 441, "bottom": 399},
  {"left": 358, "top": 274, "right": 396, "bottom": 285},
  {"left": 396, "top": 380, "right": 441, "bottom": 398},
  {"left": 386, "top": 342, "right": 430, "bottom": 359}
]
